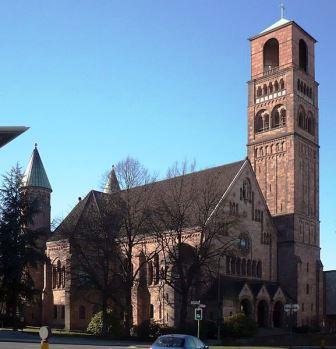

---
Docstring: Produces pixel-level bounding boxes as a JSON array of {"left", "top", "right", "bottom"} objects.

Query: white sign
[
  {"left": 199, "top": 304, "right": 206, "bottom": 308},
  {"left": 284, "top": 303, "right": 300, "bottom": 313},
  {"left": 191, "top": 300, "right": 200, "bottom": 305},
  {"left": 39, "top": 326, "right": 51, "bottom": 340}
]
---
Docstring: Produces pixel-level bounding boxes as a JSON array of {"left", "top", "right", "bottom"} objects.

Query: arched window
[
  {"left": 255, "top": 110, "right": 264, "bottom": 133},
  {"left": 257, "top": 261, "right": 262, "bottom": 278},
  {"left": 231, "top": 256, "right": 236, "bottom": 274},
  {"left": 268, "top": 82, "right": 273, "bottom": 94},
  {"left": 241, "top": 259, "right": 246, "bottom": 276},
  {"left": 147, "top": 261, "right": 153, "bottom": 286},
  {"left": 271, "top": 105, "right": 285, "bottom": 128},
  {"left": 52, "top": 265, "right": 57, "bottom": 289},
  {"left": 236, "top": 258, "right": 241, "bottom": 275},
  {"left": 139, "top": 253, "right": 147, "bottom": 285},
  {"left": 247, "top": 260, "right": 252, "bottom": 276},
  {"left": 264, "top": 113, "right": 270, "bottom": 130},
  {"left": 299, "top": 39, "right": 308, "bottom": 73},
  {"left": 297, "top": 79, "right": 300, "bottom": 91},
  {"left": 257, "top": 86, "right": 262, "bottom": 97},
  {"left": 307, "top": 112, "right": 314, "bottom": 135},
  {"left": 61, "top": 266, "right": 65, "bottom": 288},
  {"left": 280, "top": 108, "right": 286, "bottom": 126},
  {"left": 154, "top": 254, "right": 160, "bottom": 284},
  {"left": 252, "top": 260, "right": 257, "bottom": 277},
  {"left": 263, "top": 38, "right": 279, "bottom": 72},
  {"left": 274, "top": 80, "right": 279, "bottom": 91},
  {"left": 263, "top": 84, "right": 268, "bottom": 95},
  {"left": 57, "top": 260, "right": 62, "bottom": 288},
  {"left": 279, "top": 78, "right": 285, "bottom": 90},
  {"left": 79, "top": 305, "right": 86, "bottom": 320},
  {"left": 298, "top": 106, "right": 306, "bottom": 129},
  {"left": 303, "top": 84, "right": 307, "bottom": 95},
  {"left": 242, "top": 178, "right": 252, "bottom": 202}
]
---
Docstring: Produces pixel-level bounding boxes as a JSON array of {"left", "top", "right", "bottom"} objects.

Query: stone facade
[{"left": 247, "top": 20, "right": 323, "bottom": 326}]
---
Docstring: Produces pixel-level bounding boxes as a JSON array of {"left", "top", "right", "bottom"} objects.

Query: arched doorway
[
  {"left": 257, "top": 300, "right": 269, "bottom": 327},
  {"left": 273, "top": 301, "right": 284, "bottom": 328},
  {"left": 240, "top": 299, "right": 252, "bottom": 318}
]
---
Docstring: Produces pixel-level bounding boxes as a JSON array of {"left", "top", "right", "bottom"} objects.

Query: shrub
[
  {"left": 294, "top": 325, "right": 319, "bottom": 333},
  {"left": 87, "top": 309, "right": 122, "bottom": 337},
  {"left": 221, "top": 313, "right": 258, "bottom": 338},
  {"left": 132, "top": 320, "right": 171, "bottom": 339}
]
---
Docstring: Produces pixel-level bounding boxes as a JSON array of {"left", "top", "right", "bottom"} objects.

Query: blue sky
[{"left": 0, "top": 0, "right": 335, "bottom": 269}]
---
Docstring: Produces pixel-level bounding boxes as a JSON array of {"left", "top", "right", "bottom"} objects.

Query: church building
[{"left": 21, "top": 14, "right": 324, "bottom": 330}]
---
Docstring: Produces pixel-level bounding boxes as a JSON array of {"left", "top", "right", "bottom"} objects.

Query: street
[{"left": 0, "top": 343, "right": 143, "bottom": 349}]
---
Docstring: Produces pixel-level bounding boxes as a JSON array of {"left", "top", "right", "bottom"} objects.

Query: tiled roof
[
  {"left": 49, "top": 160, "right": 246, "bottom": 242},
  {"left": 22, "top": 145, "right": 52, "bottom": 191}
]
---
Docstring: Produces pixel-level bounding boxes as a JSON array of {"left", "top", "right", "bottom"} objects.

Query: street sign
[
  {"left": 284, "top": 303, "right": 300, "bottom": 313},
  {"left": 199, "top": 304, "right": 206, "bottom": 309},
  {"left": 195, "top": 308, "right": 203, "bottom": 321},
  {"left": 191, "top": 300, "right": 200, "bottom": 305}
]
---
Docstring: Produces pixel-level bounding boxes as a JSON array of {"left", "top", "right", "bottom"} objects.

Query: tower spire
[
  {"left": 22, "top": 144, "right": 52, "bottom": 191},
  {"left": 103, "top": 165, "right": 120, "bottom": 194}
]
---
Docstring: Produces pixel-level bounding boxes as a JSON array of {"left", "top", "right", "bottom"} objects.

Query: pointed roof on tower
[
  {"left": 22, "top": 144, "right": 52, "bottom": 191},
  {"left": 103, "top": 165, "right": 120, "bottom": 194}
]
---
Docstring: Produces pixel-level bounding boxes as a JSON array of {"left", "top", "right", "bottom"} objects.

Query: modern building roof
[
  {"left": 22, "top": 144, "right": 52, "bottom": 191},
  {"left": 103, "top": 166, "right": 120, "bottom": 194},
  {"left": 0, "top": 126, "right": 29, "bottom": 149}
]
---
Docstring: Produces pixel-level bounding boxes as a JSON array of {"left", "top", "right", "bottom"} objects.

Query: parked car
[{"left": 151, "top": 334, "right": 209, "bottom": 349}]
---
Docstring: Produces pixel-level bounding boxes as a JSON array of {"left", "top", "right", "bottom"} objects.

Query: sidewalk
[{"left": 0, "top": 329, "right": 150, "bottom": 347}]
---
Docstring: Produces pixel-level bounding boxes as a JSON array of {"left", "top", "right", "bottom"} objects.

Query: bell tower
[{"left": 247, "top": 16, "right": 323, "bottom": 326}]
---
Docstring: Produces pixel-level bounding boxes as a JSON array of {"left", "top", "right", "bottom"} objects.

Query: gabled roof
[
  {"left": 50, "top": 160, "right": 246, "bottom": 242},
  {"left": 0, "top": 126, "right": 29, "bottom": 148},
  {"left": 22, "top": 145, "right": 52, "bottom": 191},
  {"left": 49, "top": 190, "right": 123, "bottom": 242}
]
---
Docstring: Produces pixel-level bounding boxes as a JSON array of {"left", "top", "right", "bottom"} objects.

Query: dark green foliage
[
  {"left": 221, "top": 313, "right": 258, "bottom": 338},
  {"left": 132, "top": 320, "right": 171, "bottom": 339},
  {"left": 0, "top": 165, "right": 45, "bottom": 326},
  {"left": 87, "top": 309, "right": 123, "bottom": 337}
]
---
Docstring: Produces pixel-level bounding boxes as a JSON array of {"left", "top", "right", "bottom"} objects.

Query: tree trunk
[
  {"left": 101, "top": 293, "right": 108, "bottom": 336},
  {"left": 124, "top": 282, "right": 133, "bottom": 336},
  {"left": 179, "top": 292, "right": 188, "bottom": 330}
]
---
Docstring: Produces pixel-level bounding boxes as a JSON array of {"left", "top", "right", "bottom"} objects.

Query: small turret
[
  {"left": 22, "top": 144, "right": 52, "bottom": 231},
  {"left": 22, "top": 143, "right": 52, "bottom": 191},
  {"left": 103, "top": 165, "right": 120, "bottom": 194}
]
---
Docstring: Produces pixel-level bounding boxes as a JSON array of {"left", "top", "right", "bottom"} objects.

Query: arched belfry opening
[
  {"left": 263, "top": 38, "right": 279, "bottom": 72},
  {"left": 299, "top": 39, "right": 308, "bottom": 72}
]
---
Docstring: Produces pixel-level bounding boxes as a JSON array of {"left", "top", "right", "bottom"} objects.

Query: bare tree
[
  {"left": 152, "top": 160, "right": 240, "bottom": 329},
  {"left": 112, "top": 157, "right": 159, "bottom": 335},
  {"left": 59, "top": 191, "right": 125, "bottom": 336}
]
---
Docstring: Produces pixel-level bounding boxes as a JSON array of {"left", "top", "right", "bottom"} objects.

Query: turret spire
[
  {"left": 22, "top": 144, "right": 52, "bottom": 191},
  {"left": 103, "top": 165, "right": 120, "bottom": 194}
]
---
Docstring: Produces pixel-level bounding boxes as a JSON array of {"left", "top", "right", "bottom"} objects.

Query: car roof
[{"left": 158, "top": 334, "right": 194, "bottom": 339}]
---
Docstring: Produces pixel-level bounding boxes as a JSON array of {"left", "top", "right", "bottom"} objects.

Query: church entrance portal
[
  {"left": 240, "top": 299, "right": 252, "bottom": 317},
  {"left": 273, "top": 301, "right": 284, "bottom": 327},
  {"left": 257, "top": 300, "right": 269, "bottom": 327}
]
